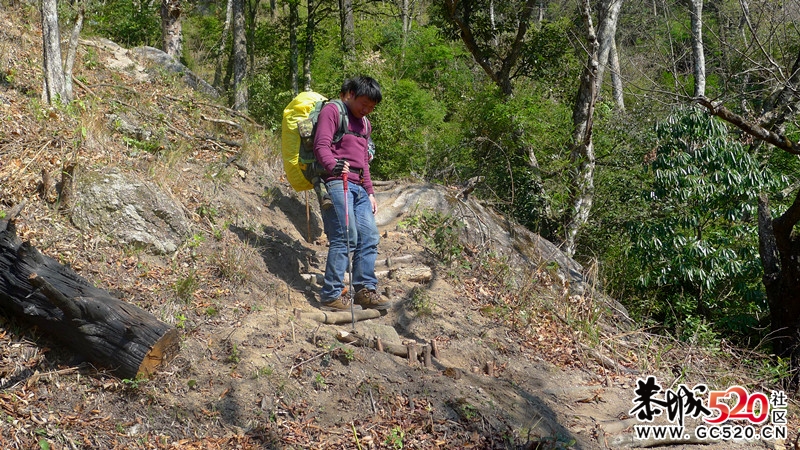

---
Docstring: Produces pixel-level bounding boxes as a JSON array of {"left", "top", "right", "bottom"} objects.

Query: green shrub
[
  {"left": 174, "top": 271, "right": 198, "bottom": 303},
  {"left": 624, "top": 108, "right": 788, "bottom": 342},
  {"left": 85, "top": 0, "right": 160, "bottom": 48},
  {"left": 399, "top": 209, "right": 465, "bottom": 264},
  {"left": 370, "top": 78, "right": 458, "bottom": 179},
  {"left": 461, "top": 85, "right": 573, "bottom": 239}
]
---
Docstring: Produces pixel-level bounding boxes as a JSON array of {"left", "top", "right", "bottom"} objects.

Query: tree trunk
[
  {"left": 245, "top": 0, "right": 260, "bottom": 76},
  {"left": 514, "top": 127, "right": 550, "bottom": 218},
  {"left": 232, "top": 0, "right": 248, "bottom": 111},
  {"left": 537, "top": 0, "right": 544, "bottom": 24},
  {"left": 160, "top": 0, "right": 183, "bottom": 60},
  {"left": 758, "top": 193, "right": 800, "bottom": 361},
  {"left": 63, "top": 3, "right": 84, "bottom": 102},
  {"left": 0, "top": 219, "right": 178, "bottom": 379},
  {"left": 609, "top": 37, "right": 625, "bottom": 111},
  {"left": 400, "top": 0, "right": 410, "bottom": 55},
  {"left": 213, "top": 0, "right": 233, "bottom": 90},
  {"left": 489, "top": 0, "right": 497, "bottom": 47},
  {"left": 289, "top": 0, "right": 299, "bottom": 95},
  {"left": 303, "top": 0, "right": 316, "bottom": 91},
  {"left": 738, "top": 0, "right": 750, "bottom": 44},
  {"left": 41, "top": 0, "right": 66, "bottom": 104},
  {"left": 688, "top": 0, "right": 705, "bottom": 97},
  {"left": 594, "top": 0, "right": 623, "bottom": 96},
  {"left": 564, "top": 0, "right": 599, "bottom": 258},
  {"left": 339, "top": 0, "right": 355, "bottom": 61}
]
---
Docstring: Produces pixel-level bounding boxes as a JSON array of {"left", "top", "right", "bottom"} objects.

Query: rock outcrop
[{"left": 71, "top": 170, "right": 191, "bottom": 254}]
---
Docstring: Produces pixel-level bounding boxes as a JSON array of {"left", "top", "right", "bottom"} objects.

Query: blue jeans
[{"left": 320, "top": 179, "right": 380, "bottom": 302}]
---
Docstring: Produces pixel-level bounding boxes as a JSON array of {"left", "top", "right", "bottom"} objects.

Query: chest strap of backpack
[{"left": 329, "top": 99, "right": 370, "bottom": 143}]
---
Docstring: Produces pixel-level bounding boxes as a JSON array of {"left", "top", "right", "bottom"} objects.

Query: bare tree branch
[{"left": 695, "top": 96, "right": 800, "bottom": 155}]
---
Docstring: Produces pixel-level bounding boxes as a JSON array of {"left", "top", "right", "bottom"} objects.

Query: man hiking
[{"left": 314, "top": 76, "right": 389, "bottom": 312}]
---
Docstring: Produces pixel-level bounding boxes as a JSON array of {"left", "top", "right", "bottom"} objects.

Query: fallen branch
[
  {"left": 402, "top": 266, "right": 432, "bottom": 283},
  {"left": 201, "top": 114, "right": 242, "bottom": 130},
  {"left": 288, "top": 350, "right": 329, "bottom": 375},
  {"left": 295, "top": 308, "right": 381, "bottom": 324},
  {"left": 374, "top": 254, "right": 416, "bottom": 267},
  {"left": 160, "top": 119, "right": 194, "bottom": 141},
  {"left": 72, "top": 75, "right": 96, "bottom": 97},
  {"left": 579, "top": 343, "right": 638, "bottom": 375},
  {"left": 161, "top": 94, "right": 262, "bottom": 127},
  {"left": 199, "top": 134, "right": 241, "bottom": 148},
  {"left": 338, "top": 329, "right": 409, "bottom": 357},
  {"left": 84, "top": 83, "right": 137, "bottom": 93},
  {"left": 373, "top": 266, "right": 432, "bottom": 283}
]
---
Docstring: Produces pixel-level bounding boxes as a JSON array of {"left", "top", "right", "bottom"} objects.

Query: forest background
[{"left": 27, "top": 0, "right": 800, "bottom": 377}]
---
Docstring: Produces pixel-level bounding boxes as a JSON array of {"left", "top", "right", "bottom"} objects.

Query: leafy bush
[
  {"left": 248, "top": 73, "right": 290, "bottom": 132},
  {"left": 182, "top": 10, "right": 225, "bottom": 73},
  {"left": 399, "top": 209, "right": 465, "bottom": 264},
  {"left": 85, "top": 0, "right": 160, "bottom": 48},
  {"left": 370, "top": 78, "right": 461, "bottom": 179},
  {"left": 623, "top": 107, "right": 787, "bottom": 341},
  {"left": 460, "top": 84, "right": 573, "bottom": 238}
]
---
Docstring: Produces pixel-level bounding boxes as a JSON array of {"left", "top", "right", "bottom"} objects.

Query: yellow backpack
[{"left": 280, "top": 92, "right": 347, "bottom": 191}]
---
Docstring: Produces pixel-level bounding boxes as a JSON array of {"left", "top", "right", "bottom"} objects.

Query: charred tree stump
[
  {"left": 423, "top": 344, "right": 432, "bottom": 367},
  {"left": 406, "top": 341, "right": 418, "bottom": 366},
  {"left": 431, "top": 339, "right": 440, "bottom": 359},
  {"left": 0, "top": 216, "right": 178, "bottom": 379}
]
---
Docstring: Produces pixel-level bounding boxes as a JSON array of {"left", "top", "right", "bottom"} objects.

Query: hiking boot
[
  {"left": 320, "top": 289, "right": 357, "bottom": 311},
  {"left": 320, "top": 194, "right": 333, "bottom": 210},
  {"left": 354, "top": 288, "right": 390, "bottom": 310}
]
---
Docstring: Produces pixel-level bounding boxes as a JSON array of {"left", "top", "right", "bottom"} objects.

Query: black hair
[
  {"left": 342, "top": 76, "right": 382, "bottom": 104},
  {"left": 340, "top": 79, "right": 355, "bottom": 96}
]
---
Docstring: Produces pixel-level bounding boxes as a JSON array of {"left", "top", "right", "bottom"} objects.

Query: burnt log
[{"left": 0, "top": 216, "right": 178, "bottom": 379}]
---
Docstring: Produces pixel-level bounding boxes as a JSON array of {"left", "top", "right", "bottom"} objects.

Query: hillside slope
[{"left": 0, "top": 7, "right": 790, "bottom": 449}]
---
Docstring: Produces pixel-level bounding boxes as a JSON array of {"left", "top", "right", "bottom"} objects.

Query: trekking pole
[
  {"left": 305, "top": 191, "right": 311, "bottom": 242},
  {"left": 342, "top": 170, "right": 355, "bottom": 330}
]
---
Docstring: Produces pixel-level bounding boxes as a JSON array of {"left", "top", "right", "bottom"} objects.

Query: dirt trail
[{"left": 0, "top": 17, "right": 791, "bottom": 448}]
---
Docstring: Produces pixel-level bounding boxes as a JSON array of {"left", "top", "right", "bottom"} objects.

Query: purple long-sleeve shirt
[{"left": 313, "top": 102, "right": 374, "bottom": 195}]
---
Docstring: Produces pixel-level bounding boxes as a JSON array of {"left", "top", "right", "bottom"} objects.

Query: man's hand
[
  {"left": 332, "top": 159, "right": 350, "bottom": 177},
  {"left": 369, "top": 194, "right": 378, "bottom": 214}
]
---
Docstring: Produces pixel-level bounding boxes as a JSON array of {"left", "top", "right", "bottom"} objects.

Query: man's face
[{"left": 345, "top": 95, "right": 377, "bottom": 119}]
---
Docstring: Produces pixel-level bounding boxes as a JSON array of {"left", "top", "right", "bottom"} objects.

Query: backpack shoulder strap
[{"left": 328, "top": 99, "right": 349, "bottom": 143}]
